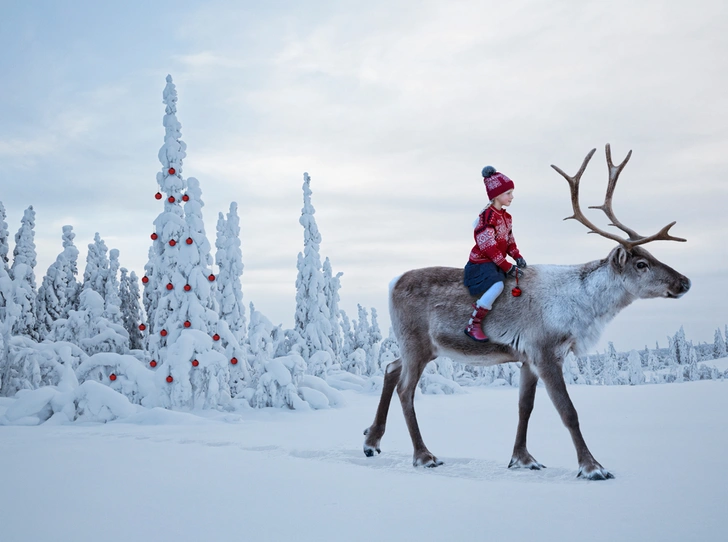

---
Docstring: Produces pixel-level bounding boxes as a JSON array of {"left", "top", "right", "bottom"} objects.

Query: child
[{"left": 463, "top": 166, "right": 527, "bottom": 342}]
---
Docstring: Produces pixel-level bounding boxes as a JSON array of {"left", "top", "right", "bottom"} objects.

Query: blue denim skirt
[{"left": 463, "top": 261, "right": 506, "bottom": 296}]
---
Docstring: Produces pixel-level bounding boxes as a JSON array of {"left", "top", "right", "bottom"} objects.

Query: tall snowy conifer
[
  {"left": 10, "top": 206, "right": 39, "bottom": 340},
  {"left": 83, "top": 233, "right": 109, "bottom": 295},
  {"left": 0, "top": 202, "right": 10, "bottom": 273},
  {"left": 294, "top": 172, "right": 334, "bottom": 375},
  {"left": 144, "top": 75, "right": 236, "bottom": 409},
  {"left": 36, "top": 226, "right": 80, "bottom": 338},
  {"left": 713, "top": 328, "right": 726, "bottom": 359},
  {"left": 119, "top": 268, "right": 144, "bottom": 350},
  {"left": 215, "top": 202, "right": 247, "bottom": 343},
  {"left": 104, "top": 248, "right": 123, "bottom": 325},
  {"left": 322, "top": 257, "right": 343, "bottom": 363}
]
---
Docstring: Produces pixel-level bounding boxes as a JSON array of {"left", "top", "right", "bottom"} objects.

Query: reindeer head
[
  {"left": 608, "top": 245, "right": 691, "bottom": 300},
  {"left": 553, "top": 144, "right": 691, "bottom": 301}
]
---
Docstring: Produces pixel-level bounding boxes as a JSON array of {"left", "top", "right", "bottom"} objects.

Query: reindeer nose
[{"left": 680, "top": 277, "right": 691, "bottom": 292}]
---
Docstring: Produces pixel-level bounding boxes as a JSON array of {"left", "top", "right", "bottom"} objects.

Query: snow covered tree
[
  {"left": 0, "top": 201, "right": 10, "bottom": 274},
  {"left": 119, "top": 268, "right": 143, "bottom": 351},
  {"left": 340, "top": 309, "right": 355, "bottom": 362},
  {"left": 367, "top": 307, "right": 383, "bottom": 375},
  {"left": 294, "top": 172, "right": 334, "bottom": 375},
  {"left": 322, "top": 257, "right": 343, "bottom": 363},
  {"left": 143, "top": 76, "right": 238, "bottom": 409},
  {"left": 669, "top": 326, "right": 689, "bottom": 365},
  {"left": 627, "top": 349, "right": 645, "bottom": 385},
  {"left": 713, "top": 328, "right": 726, "bottom": 359},
  {"left": 10, "top": 206, "right": 39, "bottom": 340},
  {"left": 0, "top": 262, "right": 21, "bottom": 393},
  {"left": 82, "top": 232, "right": 109, "bottom": 296},
  {"left": 379, "top": 327, "right": 400, "bottom": 370},
  {"left": 563, "top": 352, "right": 585, "bottom": 384},
  {"left": 601, "top": 343, "right": 620, "bottom": 385},
  {"left": 103, "top": 249, "right": 123, "bottom": 325},
  {"left": 36, "top": 225, "right": 81, "bottom": 338},
  {"left": 215, "top": 202, "right": 246, "bottom": 344}
]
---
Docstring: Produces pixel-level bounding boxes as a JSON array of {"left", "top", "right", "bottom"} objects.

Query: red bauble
[
  {"left": 230, "top": 357, "right": 238, "bottom": 365},
  {"left": 149, "top": 360, "right": 157, "bottom": 368},
  {"left": 168, "top": 196, "right": 176, "bottom": 203},
  {"left": 208, "top": 274, "right": 215, "bottom": 282},
  {"left": 183, "top": 284, "right": 191, "bottom": 291},
  {"left": 184, "top": 320, "right": 191, "bottom": 328},
  {"left": 151, "top": 233, "right": 158, "bottom": 240},
  {"left": 186, "top": 237, "right": 193, "bottom": 245},
  {"left": 110, "top": 373, "right": 117, "bottom": 381},
  {"left": 142, "top": 276, "right": 149, "bottom": 284},
  {"left": 168, "top": 167, "right": 176, "bottom": 175},
  {"left": 139, "top": 323, "right": 146, "bottom": 331},
  {"left": 160, "top": 329, "right": 168, "bottom": 337},
  {"left": 511, "top": 287, "right": 522, "bottom": 297},
  {"left": 166, "top": 375, "right": 174, "bottom": 383},
  {"left": 155, "top": 192, "right": 162, "bottom": 200},
  {"left": 212, "top": 333, "right": 220, "bottom": 341},
  {"left": 166, "top": 283, "right": 173, "bottom": 290},
  {"left": 182, "top": 194, "right": 190, "bottom": 202},
  {"left": 169, "top": 239, "right": 177, "bottom": 246},
  {"left": 191, "top": 359, "right": 199, "bottom": 367}
]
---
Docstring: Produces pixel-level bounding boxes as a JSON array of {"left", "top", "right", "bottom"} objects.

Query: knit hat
[{"left": 482, "top": 165, "right": 514, "bottom": 200}]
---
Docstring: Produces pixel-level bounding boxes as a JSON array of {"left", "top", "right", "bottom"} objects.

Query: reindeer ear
[{"left": 610, "top": 246, "right": 629, "bottom": 271}]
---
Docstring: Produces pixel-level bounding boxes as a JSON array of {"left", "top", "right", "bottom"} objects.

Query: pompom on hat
[{"left": 482, "top": 166, "right": 515, "bottom": 201}]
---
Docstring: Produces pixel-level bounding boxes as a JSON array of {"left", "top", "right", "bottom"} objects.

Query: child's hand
[
  {"left": 507, "top": 265, "right": 519, "bottom": 277},
  {"left": 516, "top": 257, "right": 527, "bottom": 268}
]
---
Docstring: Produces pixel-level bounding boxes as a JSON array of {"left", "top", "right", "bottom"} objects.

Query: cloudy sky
[{"left": 1, "top": 0, "right": 726, "bottom": 352}]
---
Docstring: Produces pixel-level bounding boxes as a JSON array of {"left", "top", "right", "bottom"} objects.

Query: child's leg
[{"left": 475, "top": 281, "right": 504, "bottom": 310}]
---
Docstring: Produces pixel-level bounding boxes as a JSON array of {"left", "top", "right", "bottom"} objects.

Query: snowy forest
[{"left": 1, "top": 76, "right": 726, "bottom": 425}]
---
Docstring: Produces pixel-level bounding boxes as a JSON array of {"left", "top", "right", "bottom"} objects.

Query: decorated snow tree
[
  {"left": 215, "top": 202, "right": 247, "bottom": 344},
  {"left": 119, "top": 268, "right": 144, "bottom": 351},
  {"left": 294, "top": 172, "right": 334, "bottom": 376},
  {"left": 322, "top": 257, "right": 343, "bottom": 364},
  {"left": 36, "top": 226, "right": 81, "bottom": 338},
  {"left": 143, "top": 75, "right": 236, "bottom": 409},
  {"left": 0, "top": 202, "right": 10, "bottom": 273},
  {"left": 10, "top": 206, "right": 39, "bottom": 340}
]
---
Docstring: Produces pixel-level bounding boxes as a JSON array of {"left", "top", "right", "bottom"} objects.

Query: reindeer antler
[{"left": 551, "top": 144, "right": 687, "bottom": 249}]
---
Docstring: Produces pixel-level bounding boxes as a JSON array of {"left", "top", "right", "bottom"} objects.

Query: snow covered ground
[{"left": 1, "top": 381, "right": 726, "bottom": 542}]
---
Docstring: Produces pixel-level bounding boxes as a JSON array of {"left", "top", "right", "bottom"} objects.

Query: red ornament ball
[
  {"left": 230, "top": 357, "right": 238, "bottom": 365},
  {"left": 186, "top": 237, "right": 193, "bottom": 245},
  {"left": 166, "top": 375, "right": 174, "bottom": 383},
  {"left": 168, "top": 196, "right": 176, "bottom": 203},
  {"left": 151, "top": 233, "right": 158, "bottom": 240},
  {"left": 182, "top": 194, "right": 190, "bottom": 202},
  {"left": 160, "top": 329, "right": 168, "bottom": 337},
  {"left": 138, "top": 323, "right": 146, "bottom": 331},
  {"left": 168, "top": 167, "right": 176, "bottom": 175},
  {"left": 511, "top": 287, "right": 522, "bottom": 297},
  {"left": 149, "top": 360, "right": 157, "bottom": 368},
  {"left": 142, "top": 276, "right": 149, "bottom": 284},
  {"left": 212, "top": 333, "right": 220, "bottom": 341},
  {"left": 166, "top": 283, "right": 173, "bottom": 290},
  {"left": 208, "top": 274, "right": 216, "bottom": 282},
  {"left": 191, "top": 359, "right": 199, "bottom": 367},
  {"left": 155, "top": 192, "right": 162, "bottom": 200},
  {"left": 110, "top": 373, "right": 117, "bottom": 381},
  {"left": 184, "top": 320, "right": 191, "bottom": 328},
  {"left": 169, "top": 239, "right": 177, "bottom": 247},
  {"left": 183, "top": 284, "right": 191, "bottom": 292}
]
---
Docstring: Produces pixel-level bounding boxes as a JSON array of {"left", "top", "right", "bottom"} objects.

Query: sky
[{"left": 1, "top": 0, "right": 726, "bottom": 353}]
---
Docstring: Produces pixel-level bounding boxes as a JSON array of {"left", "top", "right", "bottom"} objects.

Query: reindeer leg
[
  {"left": 538, "top": 361, "right": 614, "bottom": 480},
  {"left": 508, "top": 363, "right": 545, "bottom": 470},
  {"left": 398, "top": 358, "right": 443, "bottom": 468},
  {"left": 363, "top": 359, "right": 402, "bottom": 457}
]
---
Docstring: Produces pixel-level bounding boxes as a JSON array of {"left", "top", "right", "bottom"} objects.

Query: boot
[{"left": 464, "top": 305, "right": 489, "bottom": 342}]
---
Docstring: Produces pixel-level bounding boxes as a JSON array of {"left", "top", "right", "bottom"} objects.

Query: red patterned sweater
[{"left": 468, "top": 206, "right": 522, "bottom": 272}]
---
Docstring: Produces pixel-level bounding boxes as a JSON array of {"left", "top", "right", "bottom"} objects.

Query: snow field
[{"left": 1, "top": 381, "right": 726, "bottom": 542}]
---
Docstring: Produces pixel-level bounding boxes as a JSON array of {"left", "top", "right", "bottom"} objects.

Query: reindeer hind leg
[
  {"left": 508, "top": 363, "right": 545, "bottom": 470},
  {"left": 363, "top": 359, "right": 402, "bottom": 457}
]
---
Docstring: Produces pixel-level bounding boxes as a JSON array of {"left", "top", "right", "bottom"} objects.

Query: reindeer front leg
[
  {"left": 538, "top": 359, "right": 614, "bottom": 480},
  {"left": 508, "top": 363, "right": 545, "bottom": 470}
]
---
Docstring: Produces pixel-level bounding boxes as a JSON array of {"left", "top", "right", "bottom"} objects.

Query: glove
[
  {"left": 507, "top": 265, "right": 519, "bottom": 278},
  {"left": 515, "top": 257, "right": 527, "bottom": 269}
]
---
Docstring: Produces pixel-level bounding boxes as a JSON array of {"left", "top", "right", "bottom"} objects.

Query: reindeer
[{"left": 362, "top": 144, "right": 691, "bottom": 480}]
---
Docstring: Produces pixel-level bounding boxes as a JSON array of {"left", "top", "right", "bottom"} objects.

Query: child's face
[{"left": 494, "top": 189, "right": 514, "bottom": 208}]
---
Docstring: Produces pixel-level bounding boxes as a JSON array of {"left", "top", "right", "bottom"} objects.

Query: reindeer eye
[{"left": 636, "top": 261, "right": 649, "bottom": 270}]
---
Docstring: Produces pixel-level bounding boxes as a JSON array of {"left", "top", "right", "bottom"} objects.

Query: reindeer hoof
[
  {"left": 508, "top": 456, "right": 545, "bottom": 470},
  {"left": 363, "top": 444, "right": 381, "bottom": 457},
  {"left": 577, "top": 465, "right": 614, "bottom": 480},
  {"left": 413, "top": 453, "right": 443, "bottom": 468}
]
